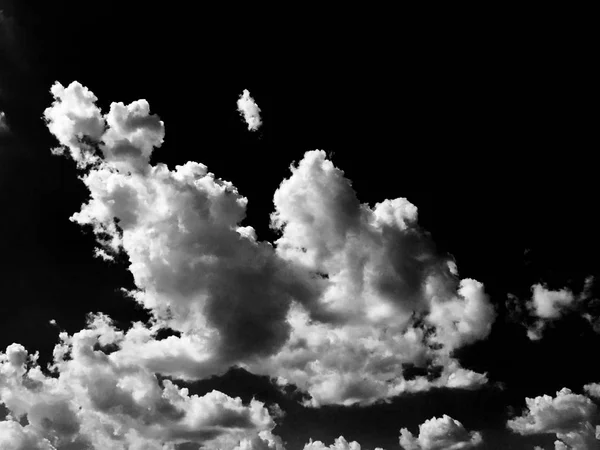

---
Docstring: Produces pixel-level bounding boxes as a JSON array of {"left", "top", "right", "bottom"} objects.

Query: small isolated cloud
[
  {"left": 234, "top": 430, "right": 285, "bottom": 450},
  {"left": 0, "top": 111, "right": 8, "bottom": 133},
  {"left": 508, "top": 277, "right": 598, "bottom": 340},
  {"left": 399, "top": 415, "right": 483, "bottom": 450},
  {"left": 507, "top": 387, "right": 600, "bottom": 449},
  {"left": 530, "top": 284, "right": 576, "bottom": 320},
  {"left": 526, "top": 284, "right": 576, "bottom": 340},
  {"left": 237, "top": 89, "right": 262, "bottom": 131},
  {"left": 303, "top": 436, "right": 385, "bottom": 450},
  {"left": 43, "top": 81, "right": 164, "bottom": 170}
]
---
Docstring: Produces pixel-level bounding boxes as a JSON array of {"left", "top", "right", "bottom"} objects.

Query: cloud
[
  {"left": 507, "top": 387, "right": 600, "bottom": 449},
  {"left": 237, "top": 89, "right": 262, "bottom": 131},
  {"left": 234, "top": 430, "right": 285, "bottom": 450},
  {"left": 530, "top": 284, "right": 576, "bottom": 320},
  {"left": 508, "top": 278, "right": 597, "bottom": 340},
  {"left": 0, "top": 420, "right": 55, "bottom": 450},
  {"left": 526, "top": 283, "right": 575, "bottom": 340},
  {"left": 303, "top": 436, "right": 380, "bottom": 450},
  {"left": 43, "top": 81, "right": 164, "bottom": 170},
  {"left": 584, "top": 383, "right": 600, "bottom": 400},
  {"left": 0, "top": 111, "right": 8, "bottom": 133},
  {"left": 259, "top": 152, "right": 494, "bottom": 405},
  {"left": 399, "top": 415, "right": 483, "bottom": 450},
  {"left": 43, "top": 81, "right": 496, "bottom": 407},
  {"left": 0, "top": 314, "right": 281, "bottom": 450}
]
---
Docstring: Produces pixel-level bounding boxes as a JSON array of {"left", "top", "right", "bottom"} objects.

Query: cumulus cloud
[
  {"left": 520, "top": 279, "right": 596, "bottom": 340},
  {"left": 399, "top": 415, "right": 483, "bottom": 450},
  {"left": 507, "top": 387, "right": 600, "bottom": 449},
  {"left": 0, "top": 111, "right": 8, "bottom": 133},
  {"left": 0, "top": 315, "right": 281, "bottom": 450},
  {"left": 237, "top": 89, "right": 262, "bottom": 131},
  {"left": 530, "top": 284, "right": 576, "bottom": 320},
  {"left": 303, "top": 436, "right": 383, "bottom": 450},
  {"left": 234, "top": 430, "right": 285, "bottom": 450},
  {"left": 584, "top": 383, "right": 600, "bottom": 400},
  {"left": 526, "top": 284, "right": 575, "bottom": 340},
  {"left": 43, "top": 81, "right": 496, "bottom": 407},
  {"left": 43, "top": 81, "right": 164, "bottom": 170}
]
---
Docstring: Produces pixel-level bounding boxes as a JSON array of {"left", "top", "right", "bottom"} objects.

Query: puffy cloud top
[
  {"left": 507, "top": 388, "right": 600, "bottom": 449},
  {"left": 399, "top": 415, "right": 483, "bottom": 450},
  {"left": 44, "top": 81, "right": 164, "bottom": 170},
  {"left": 303, "top": 436, "right": 387, "bottom": 450}
]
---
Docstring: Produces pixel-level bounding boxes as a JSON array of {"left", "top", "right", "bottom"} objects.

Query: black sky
[{"left": 0, "top": 2, "right": 597, "bottom": 449}]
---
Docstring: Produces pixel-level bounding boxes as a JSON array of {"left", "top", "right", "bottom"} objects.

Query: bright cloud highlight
[
  {"left": 399, "top": 415, "right": 483, "bottom": 450},
  {"left": 237, "top": 89, "right": 262, "bottom": 131},
  {"left": 39, "top": 81, "right": 497, "bottom": 410},
  {"left": 507, "top": 387, "right": 600, "bottom": 449}
]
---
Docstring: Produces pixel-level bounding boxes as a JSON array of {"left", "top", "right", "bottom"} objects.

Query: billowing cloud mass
[
  {"left": 0, "top": 315, "right": 280, "bottom": 449},
  {"left": 237, "top": 89, "right": 262, "bottom": 131},
  {"left": 38, "top": 81, "right": 496, "bottom": 410},
  {"left": 399, "top": 415, "right": 483, "bottom": 450},
  {"left": 507, "top": 387, "right": 600, "bottom": 449}
]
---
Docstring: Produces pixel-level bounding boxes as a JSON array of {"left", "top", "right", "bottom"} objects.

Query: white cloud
[
  {"left": 530, "top": 284, "right": 575, "bottom": 319},
  {"left": 0, "top": 420, "right": 55, "bottom": 450},
  {"left": 43, "top": 81, "right": 496, "bottom": 407},
  {"left": 259, "top": 151, "right": 493, "bottom": 405},
  {"left": 399, "top": 415, "right": 483, "bottom": 450},
  {"left": 427, "top": 278, "right": 496, "bottom": 349},
  {"left": 237, "top": 89, "right": 262, "bottom": 131},
  {"left": 0, "top": 315, "right": 281, "bottom": 450},
  {"left": 584, "top": 383, "right": 600, "bottom": 399},
  {"left": 521, "top": 282, "right": 594, "bottom": 340},
  {"left": 303, "top": 436, "right": 365, "bottom": 450},
  {"left": 507, "top": 388, "right": 600, "bottom": 449},
  {"left": 0, "top": 111, "right": 8, "bottom": 133},
  {"left": 234, "top": 430, "right": 286, "bottom": 450}
]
